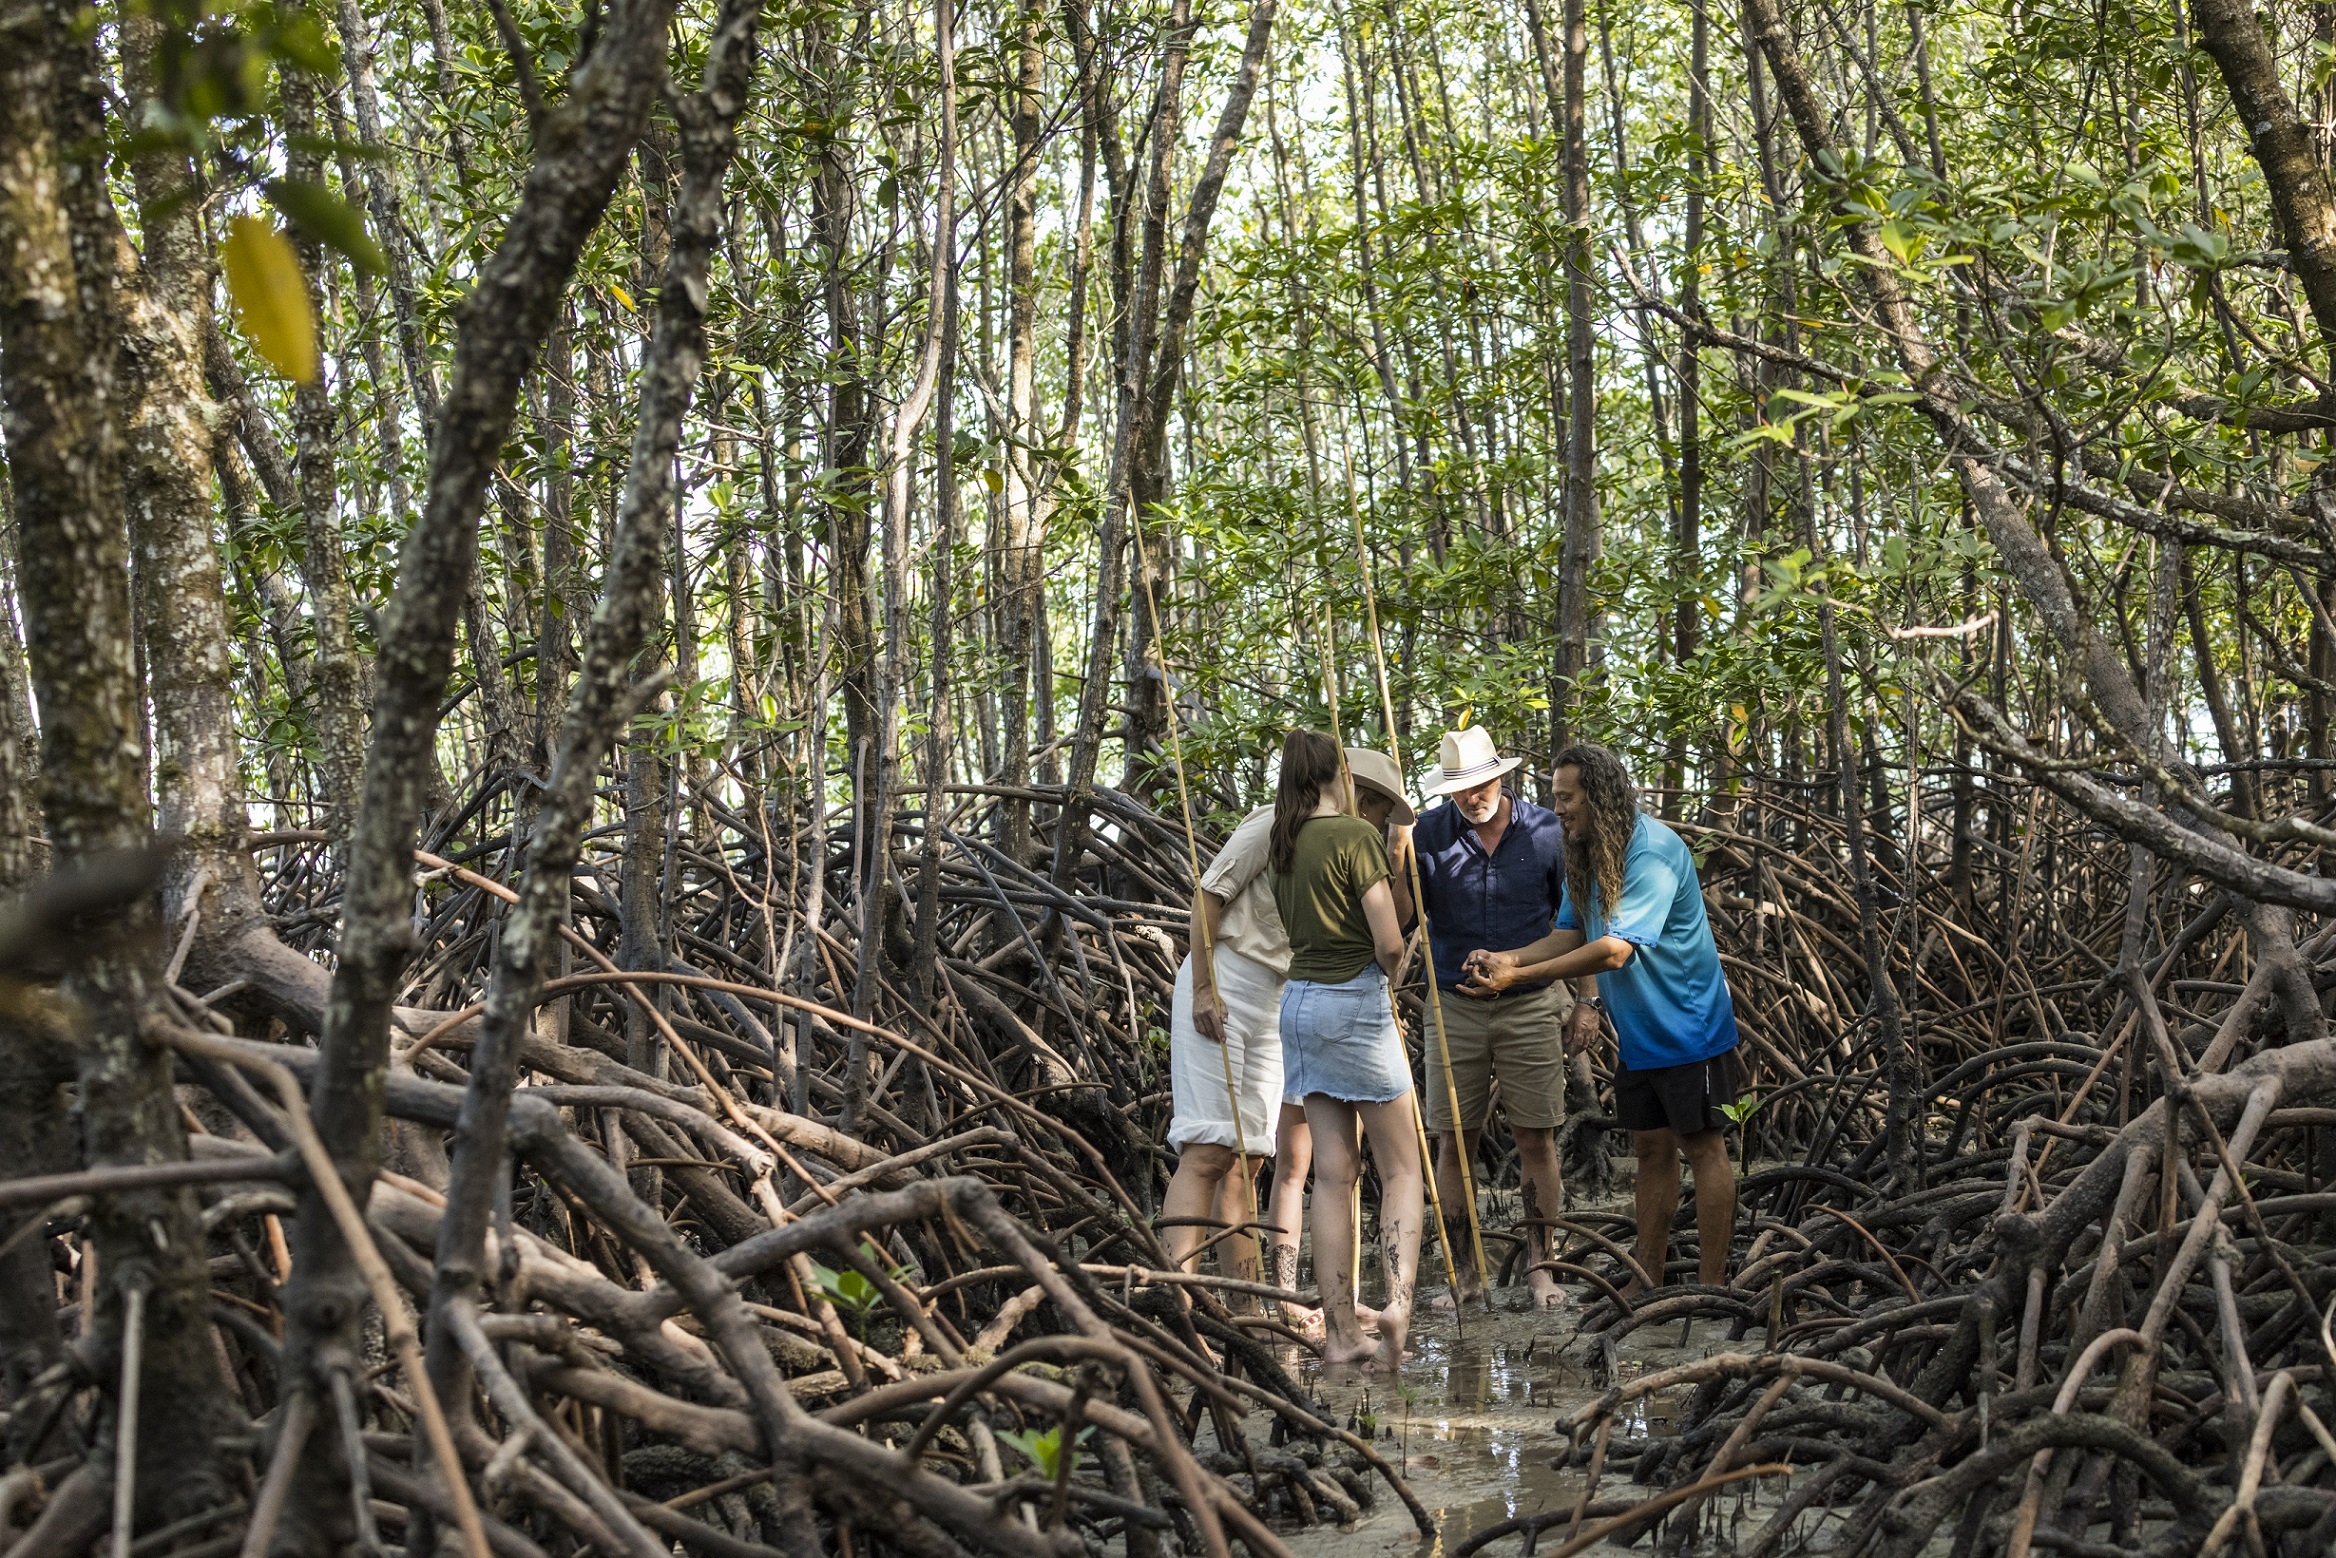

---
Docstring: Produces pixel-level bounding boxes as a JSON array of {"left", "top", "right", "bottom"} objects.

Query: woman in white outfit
[{"left": 1164, "top": 801, "right": 1285, "bottom": 1292}]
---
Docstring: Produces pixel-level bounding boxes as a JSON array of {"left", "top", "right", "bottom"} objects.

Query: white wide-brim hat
[
  {"left": 1426, "top": 726, "right": 1522, "bottom": 796},
  {"left": 1343, "top": 747, "right": 1418, "bottom": 825}
]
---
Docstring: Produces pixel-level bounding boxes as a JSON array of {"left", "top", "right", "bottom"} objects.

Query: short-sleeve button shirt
[
  {"left": 1410, "top": 793, "right": 1568, "bottom": 992},
  {"left": 1198, "top": 805, "right": 1290, "bottom": 976}
]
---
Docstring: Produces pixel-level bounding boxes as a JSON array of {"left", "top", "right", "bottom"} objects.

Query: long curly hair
[
  {"left": 1270, "top": 730, "right": 1347, "bottom": 874},
  {"left": 1555, "top": 743, "right": 1638, "bottom": 928}
]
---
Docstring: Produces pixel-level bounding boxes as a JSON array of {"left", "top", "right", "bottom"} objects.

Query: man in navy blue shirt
[{"left": 1393, "top": 727, "right": 1589, "bottom": 1309}]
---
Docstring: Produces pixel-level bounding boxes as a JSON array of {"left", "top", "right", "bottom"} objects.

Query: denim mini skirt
[{"left": 1279, "top": 965, "right": 1413, "bottom": 1104}]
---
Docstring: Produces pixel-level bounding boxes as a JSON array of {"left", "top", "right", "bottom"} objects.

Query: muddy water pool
[{"left": 1251, "top": 1304, "right": 1750, "bottom": 1557}]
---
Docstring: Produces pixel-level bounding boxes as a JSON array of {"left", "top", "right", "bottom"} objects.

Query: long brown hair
[
  {"left": 1554, "top": 743, "right": 1637, "bottom": 927},
  {"left": 1270, "top": 729, "right": 1347, "bottom": 874}
]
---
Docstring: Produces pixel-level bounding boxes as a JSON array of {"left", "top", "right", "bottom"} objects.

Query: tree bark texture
[
  {"left": 281, "top": 70, "right": 370, "bottom": 843},
  {"left": 279, "top": 0, "right": 686, "bottom": 1539},
  {"left": 1055, "top": 0, "right": 1195, "bottom": 884},
  {"left": 2190, "top": 0, "right": 2336, "bottom": 363},
  {"left": 0, "top": 0, "right": 237, "bottom": 1520},
  {"left": 1124, "top": 0, "right": 1281, "bottom": 778},
  {"left": 999, "top": 0, "right": 1046, "bottom": 862},
  {"left": 116, "top": 14, "right": 255, "bottom": 920},
  {"left": 425, "top": 0, "right": 763, "bottom": 1445}
]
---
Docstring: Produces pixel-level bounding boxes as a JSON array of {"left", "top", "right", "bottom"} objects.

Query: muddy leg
[
  {"left": 1356, "top": 1097, "right": 1423, "bottom": 1372},
  {"left": 1628, "top": 1128, "right": 1682, "bottom": 1297},
  {"left": 1304, "top": 1096, "right": 1374, "bottom": 1365},
  {"left": 1428, "top": 1130, "right": 1483, "bottom": 1309},
  {"left": 1680, "top": 1128, "right": 1736, "bottom": 1286},
  {"left": 1516, "top": 1126, "right": 1567, "bottom": 1308}
]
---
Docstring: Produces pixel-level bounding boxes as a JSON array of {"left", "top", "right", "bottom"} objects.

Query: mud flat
[{"left": 1261, "top": 1302, "right": 1782, "bottom": 1557}]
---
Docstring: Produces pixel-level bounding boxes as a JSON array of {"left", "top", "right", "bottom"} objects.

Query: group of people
[{"left": 1160, "top": 728, "right": 1742, "bottom": 1372}]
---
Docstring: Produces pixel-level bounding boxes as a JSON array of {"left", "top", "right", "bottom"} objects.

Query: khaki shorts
[{"left": 1419, "top": 980, "right": 1572, "bottom": 1134}]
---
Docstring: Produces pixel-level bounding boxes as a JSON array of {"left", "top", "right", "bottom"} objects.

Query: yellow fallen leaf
[{"left": 221, "top": 215, "right": 318, "bottom": 385}]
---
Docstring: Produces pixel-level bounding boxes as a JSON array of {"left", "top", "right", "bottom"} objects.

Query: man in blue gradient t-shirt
[{"left": 1460, "top": 744, "right": 1741, "bottom": 1296}]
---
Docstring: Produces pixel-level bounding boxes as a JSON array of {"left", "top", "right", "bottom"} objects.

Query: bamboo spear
[
  {"left": 1316, "top": 609, "right": 1468, "bottom": 1323},
  {"left": 1339, "top": 444, "right": 1493, "bottom": 1306},
  {"left": 1128, "top": 518, "right": 1259, "bottom": 1261}
]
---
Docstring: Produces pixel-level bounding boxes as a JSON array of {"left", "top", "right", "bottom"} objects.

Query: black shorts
[{"left": 1614, "top": 1048, "right": 1741, "bottom": 1137}]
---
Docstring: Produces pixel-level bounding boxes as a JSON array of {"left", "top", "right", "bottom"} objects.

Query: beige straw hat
[
  {"left": 1343, "top": 747, "right": 1418, "bottom": 825},
  {"left": 1425, "top": 726, "right": 1523, "bottom": 796}
]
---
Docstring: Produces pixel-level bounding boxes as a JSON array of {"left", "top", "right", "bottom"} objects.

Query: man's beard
[{"left": 1458, "top": 789, "right": 1501, "bottom": 825}]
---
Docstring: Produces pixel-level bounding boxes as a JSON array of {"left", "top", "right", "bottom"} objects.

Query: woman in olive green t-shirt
[{"left": 1269, "top": 730, "right": 1422, "bottom": 1372}]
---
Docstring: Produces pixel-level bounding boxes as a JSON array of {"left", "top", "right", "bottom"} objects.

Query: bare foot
[
  {"left": 1371, "top": 1305, "right": 1411, "bottom": 1373},
  {"left": 1287, "top": 1304, "right": 1379, "bottom": 1340},
  {"left": 1526, "top": 1269, "right": 1574, "bottom": 1311},
  {"left": 1430, "top": 1284, "right": 1484, "bottom": 1312},
  {"left": 1320, "top": 1329, "right": 1379, "bottom": 1367}
]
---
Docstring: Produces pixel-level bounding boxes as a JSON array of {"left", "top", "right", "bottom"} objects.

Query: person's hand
[
  {"left": 1565, "top": 999, "right": 1603, "bottom": 1056},
  {"left": 1461, "top": 949, "right": 1518, "bottom": 996},
  {"left": 1192, "top": 985, "right": 1231, "bottom": 1044}
]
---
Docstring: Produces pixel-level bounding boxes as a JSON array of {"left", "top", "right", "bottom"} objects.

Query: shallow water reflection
[
  {"left": 1262, "top": 1300, "right": 1734, "bottom": 1557},
  {"left": 1276, "top": 1306, "right": 1590, "bottom": 1557}
]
